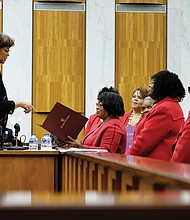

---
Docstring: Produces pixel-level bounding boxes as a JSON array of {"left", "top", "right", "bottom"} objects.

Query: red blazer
[
  {"left": 170, "top": 111, "right": 190, "bottom": 164},
  {"left": 120, "top": 111, "right": 131, "bottom": 126},
  {"left": 84, "top": 113, "right": 102, "bottom": 136},
  {"left": 127, "top": 97, "right": 184, "bottom": 161},
  {"left": 120, "top": 111, "right": 145, "bottom": 126},
  {"left": 81, "top": 118, "right": 126, "bottom": 154}
]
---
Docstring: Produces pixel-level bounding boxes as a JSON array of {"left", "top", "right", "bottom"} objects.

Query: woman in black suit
[{"left": 0, "top": 32, "right": 34, "bottom": 132}]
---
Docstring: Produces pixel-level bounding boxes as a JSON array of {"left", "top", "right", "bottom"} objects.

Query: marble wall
[
  {"left": 167, "top": 0, "right": 190, "bottom": 118},
  {"left": 3, "top": 0, "right": 32, "bottom": 140},
  {"left": 85, "top": 0, "right": 115, "bottom": 118},
  {"left": 2, "top": 0, "right": 190, "bottom": 140}
]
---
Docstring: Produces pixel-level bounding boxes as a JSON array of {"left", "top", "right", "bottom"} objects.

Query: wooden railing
[
  {"left": 1, "top": 150, "right": 190, "bottom": 194},
  {"left": 61, "top": 152, "right": 190, "bottom": 193}
]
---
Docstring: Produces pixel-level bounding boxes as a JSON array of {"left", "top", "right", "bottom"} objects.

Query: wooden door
[
  {"left": 115, "top": 2, "right": 166, "bottom": 112},
  {"left": 32, "top": 1, "right": 85, "bottom": 140}
]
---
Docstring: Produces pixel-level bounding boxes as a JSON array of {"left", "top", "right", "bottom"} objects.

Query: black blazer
[{"left": 0, "top": 74, "right": 15, "bottom": 131}]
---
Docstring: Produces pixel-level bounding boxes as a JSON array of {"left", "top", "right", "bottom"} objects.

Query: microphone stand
[
  {"left": 10, "top": 123, "right": 24, "bottom": 150},
  {"left": 0, "top": 125, "right": 3, "bottom": 150},
  {"left": 15, "top": 130, "right": 18, "bottom": 148}
]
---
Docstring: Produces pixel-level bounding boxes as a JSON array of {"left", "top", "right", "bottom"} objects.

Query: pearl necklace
[{"left": 127, "top": 112, "right": 142, "bottom": 126}]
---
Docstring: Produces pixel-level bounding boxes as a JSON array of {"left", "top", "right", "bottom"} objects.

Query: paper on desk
[{"left": 58, "top": 147, "right": 108, "bottom": 153}]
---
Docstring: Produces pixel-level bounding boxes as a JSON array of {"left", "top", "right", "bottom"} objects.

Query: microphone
[
  {"left": 14, "top": 123, "right": 20, "bottom": 137},
  {"left": 6, "top": 123, "right": 26, "bottom": 150}
]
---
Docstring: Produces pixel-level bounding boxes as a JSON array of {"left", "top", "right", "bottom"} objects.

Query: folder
[{"left": 41, "top": 102, "right": 88, "bottom": 141}]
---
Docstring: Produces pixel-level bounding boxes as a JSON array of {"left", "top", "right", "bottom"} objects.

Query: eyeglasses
[{"left": 96, "top": 102, "right": 103, "bottom": 107}]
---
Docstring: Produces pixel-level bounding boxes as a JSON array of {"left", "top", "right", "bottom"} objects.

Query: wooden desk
[
  {"left": 2, "top": 150, "right": 190, "bottom": 194},
  {"left": 0, "top": 190, "right": 190, "bottom": 220},
  {"left": 0, "top": 150, "right": 59, "bottom": 192},
  {"left": 61, "top": 152, "right": 190, "bottom": 193}
]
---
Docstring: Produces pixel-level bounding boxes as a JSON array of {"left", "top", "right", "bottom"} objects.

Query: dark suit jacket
[{"left": 0, "top": 74, "right": 15, "bottom": 131}]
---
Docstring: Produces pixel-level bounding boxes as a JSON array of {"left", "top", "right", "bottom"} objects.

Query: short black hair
[
  {"left": 0, "top": 32, "right": 15, "bottom": 48},
  {"left": 98, "top": 92, "right": 125, "bottom": 117},
  {"left": 97, "top": 86, "right": 119, "bottom": 100},
  {"left": 150, "top": 70, "right": 186, "bottom": 102}
]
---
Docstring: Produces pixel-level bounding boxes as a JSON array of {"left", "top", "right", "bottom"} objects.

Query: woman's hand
[
  {"left": 65, "top": 135, "right": 82, "bottom": 148},
  {"left": 15, "top": 101, "right": 37, "bottom": 113}
]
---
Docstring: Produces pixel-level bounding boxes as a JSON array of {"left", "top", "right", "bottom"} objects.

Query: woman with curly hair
[{"left": 127, "top": 70, "right": 186, "bottom": 161}]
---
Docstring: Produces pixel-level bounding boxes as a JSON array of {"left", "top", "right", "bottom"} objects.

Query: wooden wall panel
[
  {"left": 32, "top": 113, "right": 48, "bottom": 141},
  {"left": 33, "top": 3, "right": 85, "bottom": 138},
  {"left": 116, "top": 0, "right": 166, "bottom": 4},
  {"left": 33, "top": 10, "right": 85, "bottom": 112},
  {"left": 116, "top": 11, "right": 166, "bottom": 112}
]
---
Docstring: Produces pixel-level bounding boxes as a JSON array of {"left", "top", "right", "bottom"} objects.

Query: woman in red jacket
[
  {"left": 127, "top": 70, "right": 186, "bottom": 161},
  {"left": 170, "top": 111, "right": 190, "bottom": 163},
  {"left": 84, "top": 86, "right": 119, "bottom": 136},
  {"left": 170, "top": 87, "right": 190, "bottom": 164},
  {"left": 120, "top": 87, "right": 148, "bottom": 152},
  {"left": 120, "top": 87, "right": 148, "bottom": 126},
  {"left": 66, "top": 91, "right": 126, "bottom": 154}
]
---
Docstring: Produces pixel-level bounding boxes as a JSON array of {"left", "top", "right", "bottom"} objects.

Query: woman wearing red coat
[
  {"left": 170, "top": 110, "right": 190, "bottom": 163},
  {"left": 127, "top": 70, "right": 186, "bottom": 161},
  {"left": 120, "top": 87, "right": 148, "bottom": 152},
  {"left": 84, "top": 86, "right": 119, "bottom": 136},
  {"left": 120, "top": 87, "right": 148, "bottom": 126},
  {"left": 84, "top": 113, "right": 101, "bottom": 136},
  {"left": 66, "top": 90, "right": 126, "bottom": 154}
]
